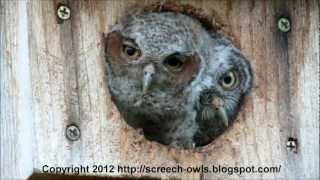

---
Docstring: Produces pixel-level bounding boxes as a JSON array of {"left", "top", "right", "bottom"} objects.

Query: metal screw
[
  {"left": 278, "top": 17, "right": 291, "bottom": 33},
  {"left": 66, "top": 124, "right": 80, "bottom": 141},
  {"left": 286, "top": 137, "right": 297, "bottom": 153},
  {"left": 57, "top": 5, "right": 71, "bottom": 20}
]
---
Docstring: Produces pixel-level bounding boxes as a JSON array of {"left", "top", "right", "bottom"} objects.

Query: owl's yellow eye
[
  {"left": 122, "top": 44, "right": 141, "bottom": 58},
  {"left": 220, "top": 71, "right": 238, "bottom": 89}
]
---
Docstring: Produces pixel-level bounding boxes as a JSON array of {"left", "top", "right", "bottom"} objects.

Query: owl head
[
  {"left": 193, "top": 33, "right": 253, "bottom": 146},
  {"left": 105, "top": 10, "right": 253, "bottom": 149}
]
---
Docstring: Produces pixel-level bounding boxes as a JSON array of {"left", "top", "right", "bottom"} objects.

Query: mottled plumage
[{"left": 105, "top": 11, "right": 252, "bottom": 149}]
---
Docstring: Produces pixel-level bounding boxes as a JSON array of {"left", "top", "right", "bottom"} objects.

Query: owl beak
[
  {"left": 216, "top": 107, "right": 229, "bottom": 127},
  {"left": 142, "top": 64, "right": 155, "bottom": 94},
  {"left": 211, "top": 97, "right": 228, "bottom": 127}
]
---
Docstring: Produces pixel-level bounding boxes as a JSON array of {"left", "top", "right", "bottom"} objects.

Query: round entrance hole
[{"left": 104, "top": 3, "right": 253, "bottom": 149}]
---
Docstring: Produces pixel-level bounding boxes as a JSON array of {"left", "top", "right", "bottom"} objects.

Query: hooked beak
[
  {"left": 216, "top": 107, "right": 229, "bottom": 127},
  {"left": 211, "top": 97, "right": 229, "bottom": 127},
  {"left": 142, "top": 64, "right": 155, "bottom": 95}
]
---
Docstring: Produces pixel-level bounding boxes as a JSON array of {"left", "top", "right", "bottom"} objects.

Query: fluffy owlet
[{"left": 105, "top": 10, "right": 253, "bottom": 149}]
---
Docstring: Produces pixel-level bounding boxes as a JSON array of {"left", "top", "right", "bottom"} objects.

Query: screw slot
[
  {"left": 57, "top": 5, "right": 71, "bottom": 20},
  {"left": 66, "top": 124, "right": 80, "bottom": 141},
  {"left": 286, "top": 137, "right": 297, "bottom": 153},
  {"left": 277, "top": 17, "right": 291, "bottom": 33}
]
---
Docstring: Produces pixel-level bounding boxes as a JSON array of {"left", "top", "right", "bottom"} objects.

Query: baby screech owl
[{"left": 104, "top": 11, "right": 253, "bottom": 149}]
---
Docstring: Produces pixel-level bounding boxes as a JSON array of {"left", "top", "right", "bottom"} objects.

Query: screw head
[
  {"left": 286, "top": 137, "right": 297, "bottom": 153},
  {"left": 57, "top": 5, "right": 71, "bottom": 20},
  {"left": 66, "top": 124, "right": 80, "bottom": 141},
  {"left": 277, "top": 17, "right": 291, "bottom": 33}
]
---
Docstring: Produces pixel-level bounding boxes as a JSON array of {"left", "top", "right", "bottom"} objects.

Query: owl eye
[
  {"left": 163, "top": 53, "right": 185, "bottom": 72},
  {"left": 122, "top": 44, "right": 141, "bottom": 58},
  {"left": 220, "top": 71, "right": 238, "bottom": 90}
]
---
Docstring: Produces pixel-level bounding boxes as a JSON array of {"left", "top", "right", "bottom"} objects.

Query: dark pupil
[
  {"left": 125, "top": 46, "right": 136, "bottom": 56},
  {"left": 223, "top": 75, "right": 232, "bottom": 84},
  {"left": 165, "top": 57, "right": 183, "bottom": 68}
]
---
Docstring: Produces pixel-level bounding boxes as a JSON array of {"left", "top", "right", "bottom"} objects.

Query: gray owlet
[{"left": 105, "top": 10, "right": 253, "bottom": 149}]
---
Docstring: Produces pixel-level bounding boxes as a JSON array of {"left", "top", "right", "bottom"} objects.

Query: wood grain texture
[
  {"left": 1, "top": 0, "right": 319, "bottom": 179},
  {"left": 0, "top": 0, "right": 34, "bottom": 179}
]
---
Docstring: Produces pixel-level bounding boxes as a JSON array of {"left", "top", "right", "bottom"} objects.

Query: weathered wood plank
[
  {"left": 0, "top": 0, "right": 34, "bottom": 179},
  {"left": 1, "top": 0, "right": 319, "bottom": 179},
  {"left": 201, "top": 0, "right": 320, "bottom": 179},
  {"left": 28, "top": 0, "right": 122, "bottom": 173}
]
